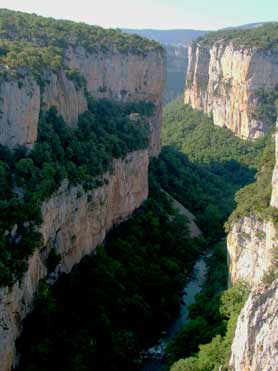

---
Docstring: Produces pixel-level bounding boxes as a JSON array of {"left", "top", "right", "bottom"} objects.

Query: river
[{"left": 140, "top": 253, "right": 209, "bottom": 371}]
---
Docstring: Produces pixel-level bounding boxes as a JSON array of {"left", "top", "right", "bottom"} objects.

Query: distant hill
[
  {"left": 223, "top": 22, "right": 266, "bottom": 30},
  {"left": 122, "top": 28, "right": 208, "bottom": 46}
]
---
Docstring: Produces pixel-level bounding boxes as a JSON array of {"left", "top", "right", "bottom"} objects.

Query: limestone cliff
[
  {"left": 0, "top": 71, "right": 40, "bottom": 148},
  {"left": 227, "top": 119, "right": 278, "bottom": 369},
  {"left": 0, "top": 47, "right": 165, "bottom": 155},
  {"left": 0, "top": 150, "right": 149, "bottom": 371},
  {"left": 227, "top": 216, "right": 275, "bottom": 287},
  {"left": 271, "top": 118, "right": 278, "bottom": 208},
  {"left": 230, "top": 280, "right": 278, "bottom": 371},
  {"left": 185, "top": 42, "right": 278, "bottom": 139}
]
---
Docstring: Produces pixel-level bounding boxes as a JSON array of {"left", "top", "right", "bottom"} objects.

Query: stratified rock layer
[
  {"left": 0, "top": 150, "right": 149, "bottom": 371},
  {"left": 230, "top": 280, "right": 278, "bottom": 371},
  {"left": 185, "top": 42, "right": 278, "bottom": 139}
]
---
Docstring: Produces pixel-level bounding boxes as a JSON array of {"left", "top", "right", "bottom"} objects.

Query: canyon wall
[
  {"left": 227, "top": 216, "right": 275, "bottom": 287},
  {"left": 271, "top": 118, "right": 278, "bottom": 208},
  {"left": 0, "top": 150, "right": 149, "bottom": 371},
  {"left": 0, "top": 47, "right": 165, "bottom": 155},
  {"left": 185, "top": 42, "right": 278, "bottom": 139},
  {"left": 228, "top": 120, "right": 278, "bottom": 369},
  {"left": 0, "top": 12, "right": 166, "bottom": 371},
  {"left": 230, "top": 279, "right": 278, "bottom": 371}
]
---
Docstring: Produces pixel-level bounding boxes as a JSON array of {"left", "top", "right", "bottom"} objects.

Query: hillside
[{"left": 0, "top": 9, "right": 166, "bottom": 371}]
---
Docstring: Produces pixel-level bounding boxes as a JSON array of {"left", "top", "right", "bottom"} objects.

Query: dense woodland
[
  {"left": 0, "top": 98, "right": 152, "bottom": 286},
  {"left": 1, "top": 9, "right": 278, "bottom": 371},
  {"left": 196, "top": 22, "right": 278, "bottom": 49},
  {"left": 151, "top": 97, "right": 274, "bottom": 370},
  {"left": 16, "top": 96, "right": 274, "bottom": 371},
  {"left": 0, "top": 9, "right": 161, "bottom": 81},
  {"left": 154, "top": 96, "right": 272, "bottom": 241},
  {"left": 168, "top": 244, "right": 249, "bottom": 371},
  {"left": 16, "top": 183, "right": 205, "bottom": 371}
]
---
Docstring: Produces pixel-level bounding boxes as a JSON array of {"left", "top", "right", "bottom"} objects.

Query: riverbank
[{"left": 140, "top": 252, "right": 211, "bottom": 370}]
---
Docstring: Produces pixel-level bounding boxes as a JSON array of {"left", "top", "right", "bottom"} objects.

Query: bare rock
[
  {"left": 185, "top": 42, "right": 278, "bottom": 139},
  {"left": 230, "top": 279, "right": 278, "bottom": 371},
  {"left": 0, "top": 149, "right": 149, "bottom": 371}
]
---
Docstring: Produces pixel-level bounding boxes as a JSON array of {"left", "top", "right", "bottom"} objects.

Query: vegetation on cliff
[
  {"left": 166, "top": 241, "right": 228, "bottom": 364},
  {"left": 169, "top": 280, "right": 249, "bottom": 371},
  {"left": 0, "top": 9, "right": 162, "bottom": 79},
  {"left": 156, "top": 97, "right": 275, "bottom": 371},
  {"left": 226, "top": 137, "right": 275, "bottom": 230},
  {"left": 223, "top": 87, "right": 278, "bottom": 228},
  {"left": 0, "top": 98, "right": 152, "bottom": 286},
  {"left": 153, "top": 96, "right": 268, "bottom": 240},
  {"left": 195, "top": 22, "right": 278, "bottom": 50},
  {"left": 253, "top": 87, "right": 278, "bottom": 128},
  {"left": 16, "top": 182, "right": 205, "bottom": 371},
  {"left": 14, "top": 97, "right": 271, "bottom": 371}
]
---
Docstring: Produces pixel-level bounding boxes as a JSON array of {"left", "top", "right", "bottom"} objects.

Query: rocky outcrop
[
  {"left": 0, "top": 149, "right": 149, "bottom": 371},
  {"left": 41, "top": 69, "right": 88, "bottom": 127},
  {"left": 271, "top": 118, "right": 278, "bottom": 207},
  {"left": 228, "top": 215, "right": 278, "bottom": 370},
  {"left": 185, "top": 42, "right": 278, "bottom": 139},
  {"left": 228, "top": 117, "right": 278, "bottom": 369},
  {"left": 230, "top": 280, "right": 278, "bottom": 371},
  {"left": 0, "top": 47, "right": 165, "bottom": 155},
  {"left": 0, "top": 72, "right": 40, "bottom": 148},
  {"left": 227, "top": 216, "right": 275, "bottom": 287},
  {"left": 64, "top": 46, "right": 165, "bottom": 155}
]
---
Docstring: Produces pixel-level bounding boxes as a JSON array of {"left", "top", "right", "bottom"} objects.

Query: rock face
[
  {"left": 0, "top": 47, "right": 165, "bottom": 155},
  {"left": 0, "top": 72, "right": 40, "bottom": 148},
  {"left": 227, "top": 216, "right": 275, "bottom": 287},
  {"left": 0, "top": 149, "right": 149, "bottom": 371},
  {"left": 228, "top": 118, "right": 278, "bottom": 370},
  {"left": 230, "top": 280, "right": 278, "bottom": 371},
  {"left": 271, "top": 118, "right": 278, "bottom": 207},
  {"left": 65, "top": 47, "right": 165, "bottom": 155},
  {"left": 41, "top": 69, "right": 88, "bottom": 128},
  {"left": 185, "top": 42, "right": 278, "bottom": 139}
]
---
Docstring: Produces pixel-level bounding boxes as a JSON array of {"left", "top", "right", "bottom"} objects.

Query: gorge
[{"left": 0, "top": 9, "right": 277, "bottom": 371}]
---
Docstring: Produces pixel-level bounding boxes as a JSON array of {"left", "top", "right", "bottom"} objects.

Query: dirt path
[{"left": 164, "top": 191, "right": 202, "bottom": 238}]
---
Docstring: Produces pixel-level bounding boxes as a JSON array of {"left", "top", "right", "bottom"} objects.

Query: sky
[{"left": 1, "top": 0, "right": 278, "bottom": 30}]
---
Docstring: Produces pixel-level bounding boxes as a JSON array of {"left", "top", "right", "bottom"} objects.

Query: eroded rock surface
[
  {"left": 185, "top": 42, "right": 278, "bottom": 139},
  {"left": 227, "top": 216, "right": 275, "bottom": 287},
  {"left": 0, "top": 47, "right": 165, "bottom": 155},
  {"left": 230, "top": 280, "right": 278, "bottom": 371},
  {"left": 0, "top": 150, "right": 149, "bottom": 371}
]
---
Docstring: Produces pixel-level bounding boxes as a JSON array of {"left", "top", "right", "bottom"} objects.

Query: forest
[
  {"left": 196, "top": 21, "right": 278, "bottom": 49},
  {"left": 16, "top": 181, "right": 205, "bottom": 371},
  {"left": 16, "top": 96, "right": 272, "bottom": 371},
  {"left": 0, "top": 98, "right": 152, "bottom": 286},
  {"left": 0, "top": 8, "right": 161, "bottom": 79},
  {"left": 154, "top": 96, "right": 272, "bottom": 241}
]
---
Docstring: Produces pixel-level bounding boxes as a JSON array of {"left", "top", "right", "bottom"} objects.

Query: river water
[{"left": 140, "top": 254, "right": 209, "bottom": 371}]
